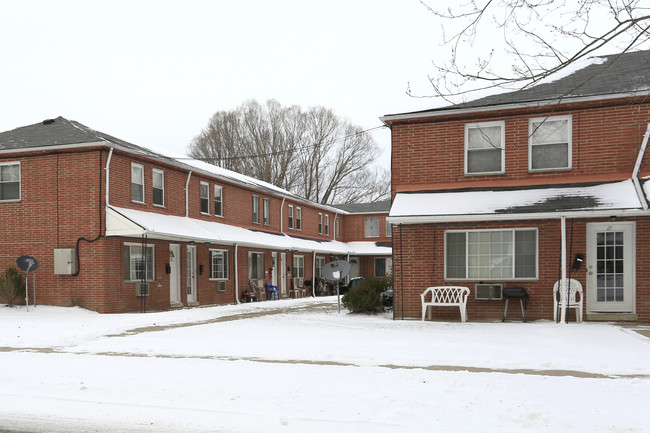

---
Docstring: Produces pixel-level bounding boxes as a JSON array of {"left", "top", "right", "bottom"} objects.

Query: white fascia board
[
  {"left": 0, "top": 141, "right": 107, "bottom": 154},
  {"left": 380, "top": 91, "right": 650, "bottom": 124}
]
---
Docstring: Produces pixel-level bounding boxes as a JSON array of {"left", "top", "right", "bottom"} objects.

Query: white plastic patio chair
[{"left": 553, "top": 278, "right": 583, "bottom": 323}]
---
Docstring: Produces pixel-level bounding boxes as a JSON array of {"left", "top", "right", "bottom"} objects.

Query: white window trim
[
  {"left": 464, "top": 121, "right": 506, "bottom": 175},
  {"left": 386, "top": 220, "right": 392, "bottom": 238},
  {"left": 325, "top": 214, "right": 330, "bottom": 236},
  {"left": 318, "top": 213, "right": 323, "bottom": 234},
  {"left": 131, "top": 163, "right": 145, "bottom": 204},
  {"left": 214, "top": 185, "right": 223, "bottom": 217},
  {"left": 444, "top": 228, "right": 538, "bottom": 281},
  {"left": 124, "top": 242, "right": 155, "bottom": 282},
  {"left": 152, "top": 169, "right": 164, "bottom": 207},
  {"left": 374, "top": 257, "right": 393, "bottom": 278},
  {"left": 0, "top": 161, "right": 21, "bottom": 202},
  {"left": 263, "top": 198, "right": 270, "bottom": 225},
  {"left": 528, "top": 115, "right": 572, "bottom": 172},
  {"left": 252, "top": 195, "right": 260, "bottom": 224},
  {"left": 200, "top": 181, "right": 210, "bottom": 215},
  {"left": 296, "top": 207, "right": 302, "bottom": 231},
  {"left": 365, "top": 217, "right": 380, "bottom": 238},
  {"left": 293, "top": 255, "right": 305, "bottom": 278},
  {"left": 248, "top": 251, "right": 265, "bottom": 279},
  {"left": 209, "top": 249, "right": 229, "bottom": 280},
  {"left": 288, "top": 205, "right": 294, "bottom": 229}
]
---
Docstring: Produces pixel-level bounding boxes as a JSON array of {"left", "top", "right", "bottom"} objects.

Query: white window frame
[
  {"left": 325, "top": 214, "right": 330, "bottom": 236},
  {"left": 444, "top": 228, "right": 538, "bottom": 280},
  {"left": 293, "top": 255, "right": 305, "bottom": 278},
  {"left": 252, "top": 195, "right": 259, "bottom": 224},
  {"left": 386, "top": 220, "right": 392, "bottom": 238},
  {"left": 123, "top": 242, "right": 155, "bottom": 282},
  {"left": 296, "top": 207, "right": 302, "bottom": 231},
  {"left": 263, "top": 198, "right": 270, "bottom": 225},
  {"left": 209, "top": 249, "right": 229, "bottom": 280},
  {"left": 288, "top": 204, "right": 294, "bottom": 229},
  {"left": 374, "top": 257, "right": 393, "bottom": 277},
  {"left": 464, "top": 121, "right": 506, "bottom": 175},
  {"left": 152, "top": 169, "right": 164, "bottom": 207},
  {"left": 200, "top": 181, "right": 210, "bottom": 214},
  {"left": 318, "top": 213, "right": 323, "bottom": 234},
  {"left": 248, "top": 252, "right": 265, "bottom": 279},
  {"left": 316, "top": 256, "right": 325, "bottom": 278},
  {"left": 131, "top": 163, "right": 145, "bottom": 203},
  {"left": 335, "top": 216, "right": 340, "bottom": 238},
  {"left": 214, "top": 185, "right": 223, "bottom": 217},
  {"left": 529, "top": 115, "right": 572, "bottom": 171},
  {"left": 0, "top": 162, "right": 21, "bottom": 202},
  {"left": 365, "top": 217, "right": 380, "bottom": 238}
]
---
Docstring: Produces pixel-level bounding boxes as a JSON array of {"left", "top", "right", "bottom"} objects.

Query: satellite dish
[
  {"left": 321, "top": 260, "right": 351, "bottom": 281},
  {"left": 17, "top": 255, "right": 38, "bottom": 272}
]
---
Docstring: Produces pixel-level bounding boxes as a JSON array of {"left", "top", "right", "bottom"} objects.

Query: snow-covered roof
[
  {"left": 106, "top": 206, "right": 390, "bottom": 256},
  {"left": 388, "top": 180, "right": 648, "bottom": 224}
]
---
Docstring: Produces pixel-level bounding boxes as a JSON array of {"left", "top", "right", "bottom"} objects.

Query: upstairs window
[
  {"left": 465, "top": 121, "right": 505, "bottom": 175},
  {"left": 325, "top": 214, "right": 330, "bottom": 235},
  {"left": 0, "top": 162, "right": 20, "bottom": 201},
  {"left": 288, "top": 205, "right": 294, "bottom": 229},
  {"left": 529, "top": 115, "right": 572, "bottom": 171},
  {"left": 386, "top": 221, "right": 392, "bottom": 237},
  {"left": 296, "top": 207, "right": 302, "bottom": 230},
  {"left": 263, "top": 198, "right": 270, "bottom": 225},
  {"left": 209, "top": 249, "right": 229, "bottom": 280},
  {"left": 200, "top": 182, "right": 210, "bottom": 214},
  {"left": 365, "top": 217, "right": 379, "bottom": 238},
  {"left": 214, "top": 185, "right": 223, "bottom": 217},
  {"left": 252, "top": 195, "right": 259, "bottom": 223},
  {"left": 131, "top": 163, "right": 145, "bottom": 203},
  {"left": 152, "top": 169, "right": 164, "bottom": 207},
  {"left": 318, "top": 213, "right": 323, "bottom": 234},
  {"left": 335, "top": 217, "right": 340, "bottom": 238}
]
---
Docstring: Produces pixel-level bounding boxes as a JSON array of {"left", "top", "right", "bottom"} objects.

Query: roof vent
[{"left": 42, "top": 118, "right": 56, "bottom": 125}]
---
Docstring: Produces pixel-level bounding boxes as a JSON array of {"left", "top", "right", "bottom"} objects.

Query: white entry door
[
  {"left": 586, "top": 222, "right": 636, "bottom": 313},
  {"left": 280, "top": 253, "right": 287, "bottom": 296},
  {"left": 186, "top": 245, "right": 197, "bottom": 303},
  {"left": 169, "top": 244, "right": 181, "bottom": 305}
]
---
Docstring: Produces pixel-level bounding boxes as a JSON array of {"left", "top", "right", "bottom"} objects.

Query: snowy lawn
[{"left": 1, "top": 296, "right": 649, "bottom": 433}]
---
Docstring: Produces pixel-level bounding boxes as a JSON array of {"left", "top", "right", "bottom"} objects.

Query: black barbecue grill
[{"left": 502, "top": 287, "right": 530, "bottom": 322}]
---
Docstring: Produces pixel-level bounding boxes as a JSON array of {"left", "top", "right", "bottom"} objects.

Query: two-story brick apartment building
[
  {"left": 383, "top": 49, "right": 650, "bottom": 323},
  {"left": 0, "top": 117, "right": 391, "bottom": 313}
]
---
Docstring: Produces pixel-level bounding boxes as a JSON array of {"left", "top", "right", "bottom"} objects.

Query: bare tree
[
  {"left": 187, "top": 99, "right": 388, "bottom": 205},
  {"left": 416, "top": 0, "right": 650, "bottom": 101}
]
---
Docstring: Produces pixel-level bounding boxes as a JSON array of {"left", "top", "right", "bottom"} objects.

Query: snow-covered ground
[{"left": 1, "top": 297, "right": 649, "bottom": 433}]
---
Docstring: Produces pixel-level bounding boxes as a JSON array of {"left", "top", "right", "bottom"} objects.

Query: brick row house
[
  {"left": 383, "top": 49, "right": 650, "bottom": 323},
  {"left": 0, "top": 117, "right": 391, "bottom": 313}
]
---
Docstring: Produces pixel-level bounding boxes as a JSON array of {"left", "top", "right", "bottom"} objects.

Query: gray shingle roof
[
  {"left": 333, "top": 199, "right": 391, "bottom": 213},
  {"left": 387, "top": 49, "right": 650, "bottom": 117}
]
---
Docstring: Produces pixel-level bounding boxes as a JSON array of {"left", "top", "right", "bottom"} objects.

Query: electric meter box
[{"left": 54, "top": 248, "right": 76, "bottom": 275}]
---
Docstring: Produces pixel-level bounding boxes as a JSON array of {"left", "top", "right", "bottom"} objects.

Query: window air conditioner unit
[
  {"left": 217, "top": 281, "right": 226, "bottom": 292},
  {"left": 136, "top": 282, "right": 150, "bottom": 296},
  {"left": 475, "top": 283, "right": 503, "bottom": 300}
]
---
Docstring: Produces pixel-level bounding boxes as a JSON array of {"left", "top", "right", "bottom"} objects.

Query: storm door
[
  {"left": 169, "top": 244, "right": 181, "bottom": 305},
  {"left": 586, "top": 222, "right": 635, "bottom": 313},
  {"left": 186, "top": 245, "right": 197, "bottom": 303}
]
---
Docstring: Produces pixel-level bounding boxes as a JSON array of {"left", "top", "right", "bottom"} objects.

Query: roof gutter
[{"left": 632, "top": 123, "right": 650, "bottom": 211}]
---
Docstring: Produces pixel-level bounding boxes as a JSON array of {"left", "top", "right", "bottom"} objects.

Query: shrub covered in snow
[
  {"left": 342, "top": 277, "right": 391, "bottom": 314},
  {"left": 0, "top": 267, "right": 24, "bottom": 308}
]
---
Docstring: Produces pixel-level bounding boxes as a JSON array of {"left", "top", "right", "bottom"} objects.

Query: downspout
[
  {"left": 185, "top": 171, "right": 193, "bottom": 217},
  {"left": 104, "top": 147, "right": 113, "bottom": 207},
  {"left": 280, "top": 197, "right": 286, "bottom": 234},
  {"left": 631, "top": 123, "right": 650, "bottom": 211},
  {"left": 234, "top": 243, "right": 239, "bottom": 304},
  {"left": 560, "top": 216, "right": 568, "bottom": 323}
]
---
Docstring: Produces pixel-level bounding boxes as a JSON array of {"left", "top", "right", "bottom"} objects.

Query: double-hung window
[
  {"left": 318, "top": 213, "right": 323, "bottom": 234},
  {"left": 293, "top": 255, "right": 305, "bottom": 278},
  {"left": 252, "top": 195, "right": 259, "bottom": 223},
  {"left": 324, "top": 215, "right": 330, "bottom": 235},
  {"left": 123, "top": 243, "right": 154, "bottom": 281},
  {"left": 288, "top": 205, "right": 294, "bottom": 229},
  {"left": 263, "top": 198, "right": 270, "bottom": 225},
  {"left": 386, "top": 221, "right": 392, "bottom": 237},
  {"left": 465, "top": 121, "right": 505, "bottom": 175},
  {"left": 296, "top": 207, "right": 302, "bottom": 230},
  {"left": 131, "top": 163, "right": 145, "bottom": 203},
  {"left": 365, "top": 217, "right": 379, "bottom": 238},
  {"left": 374, "top": 257, "right": 393, "bottom": 277},
  {"left": 200, "top": 182, "right": 210, "bottom": 214},
  {"left": 152, "top": 169, "right": 164, "bottom": 206},
  {"left": 214, "top": 185, "right": 223, "bottom": 217},
  {"left": 529, "top": 115, "right": 572, "bottom": 171},
  {"left": 445, "top": 228, "right": 537, "bottom": 280},
  {"left": 0, "top": 162, "right": 20, "bottom": 201},
  {"left": 335, "top": 217, "right": 340, "bottom": 238},
  {"left": 209, "top": 249, "right": 229, "bottom": 280}
]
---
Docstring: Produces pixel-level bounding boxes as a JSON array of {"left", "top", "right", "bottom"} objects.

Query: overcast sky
[{"left": 0, "top": 0, "right": 448, "bottom": 170}]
